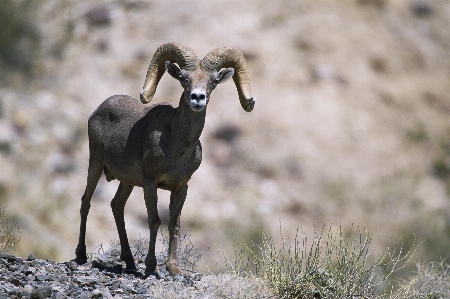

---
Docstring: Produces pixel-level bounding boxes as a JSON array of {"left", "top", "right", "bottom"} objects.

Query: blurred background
[{"left": 0, "top": 0, "right": 450, "bottom": 274}]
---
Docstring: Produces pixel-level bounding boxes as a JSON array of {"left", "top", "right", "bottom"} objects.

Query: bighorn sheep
[{"left": 74, "top": 42, "right": 255, "bottom": 277}]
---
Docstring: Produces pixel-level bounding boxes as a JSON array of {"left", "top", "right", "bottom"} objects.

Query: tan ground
[{"left": 1, "top": 0, "right": 450, "bottom": 274}]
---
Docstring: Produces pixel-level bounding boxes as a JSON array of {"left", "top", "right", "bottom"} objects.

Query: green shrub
[
  {"left": 0, "top": 0, "right": 40, "bottom": 72},
  {"left": 432, "top": 159, "right": 450, "bottom": 179}
]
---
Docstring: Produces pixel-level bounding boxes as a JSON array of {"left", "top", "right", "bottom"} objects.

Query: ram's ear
[
  {"left": 216, "top": 67, "right": 234, "bottom": 84},
  {"left": 165, "top": 61, "right": 181, "bottom": 80}
]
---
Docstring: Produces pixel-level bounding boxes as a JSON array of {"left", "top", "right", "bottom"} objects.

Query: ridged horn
[
  {"left": 201, "top": 47, "right": 255, "bottom": 112},
  {"left": 140, "top": 42, "right": 199, "bottom": 103}
]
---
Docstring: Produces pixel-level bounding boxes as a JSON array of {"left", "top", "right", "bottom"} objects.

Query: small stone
[
  {"left": 156, "top": 271, "right": 165, "bottom": 280},
  {"left": 107, "top": 281, "right": 120, "bottom": 290},
  {"left": 76, "top": 263, "right": 91, "bottom": 271},
  {"left": 52, "top": 292, "right": 67, "bottom": 299},
  {"left": 28, "top": 254, "right": 36, "bottom": 261},
  {"left": 7, "top": 255, "right": 18, "bottom": 263},
  {"left": 101, "top": 288, "right": 114, "bottom": 299},
  {"left": 7, "top": 289, "right": 22, "bottom": 297},
  {"left": 35, "top": 275, "right": 54, "bottom": 281},
  {"left": 31, "top": 286, "right": 52, "bottom": 299},
  {"left": 79, "top": 293, "right": 90, "bottom": 299},
  {"left": 76, "top": 276, "right": 97, "bottom": 286},
  {"left": 25, "top": 267, "right": 36, "bottom": 275},
  {"left": 9, "top": 277, "right": 22, "bottom": 286},
  {"left": 8, "top": 263, "right": 20, "bottom": 271},
  {"left": 92, "top": 289, "right": 102, "bottom": 296},
  {"left": 136, "top": 287, "right": 148, "bottom": 294},
  {"left": 193, "top": 273, "right": 203, "bottom": 281},
  {"left": 0, "top": 253, "right": 13, "bottom": 259},
  {"left": 66, "top": 261, "right": 77, "bottom": 271}
]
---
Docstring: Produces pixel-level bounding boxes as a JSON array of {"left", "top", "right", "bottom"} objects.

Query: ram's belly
[
  {"left": 104, "top": 157, "right": 144, "bottom": 187},
  {"left": 157, "top": 172, "right": 191, "bottom": 191}
]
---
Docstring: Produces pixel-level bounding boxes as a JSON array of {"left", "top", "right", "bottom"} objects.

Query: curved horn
[
  {"left": 201, "top": 47, "right": 255, "bottom": 112},
  {"left": 140, "top": 42, "right": 199, "bottom": 104}
]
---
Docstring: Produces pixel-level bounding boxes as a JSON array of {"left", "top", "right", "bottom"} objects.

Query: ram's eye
[{"left": 181, "top": 79, "right": 189, "bottom": 87}]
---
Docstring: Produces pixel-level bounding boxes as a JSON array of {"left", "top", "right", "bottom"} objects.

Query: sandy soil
[{"left": 1, "top": 0, "right": 450, "bottom": 274}]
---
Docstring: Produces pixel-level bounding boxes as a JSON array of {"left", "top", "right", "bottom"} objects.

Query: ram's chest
[{"left": 145, "top": 132, "right": 202, "bottom": 191}]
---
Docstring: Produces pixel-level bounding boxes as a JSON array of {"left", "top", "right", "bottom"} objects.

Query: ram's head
[{"left": 140, "top": 42, "right": 255, "bottom": 113}]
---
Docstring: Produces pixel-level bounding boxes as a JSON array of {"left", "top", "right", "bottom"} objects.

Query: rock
[
  {"left": 31, "top": 286, "right": 52, "bottom": 299},
  {"left": 0, "top": 253, "right": 13, "bottom": 260},
  {"left": 212, "top": 124, "right": 242, "bottom": 143},
  {"left": 9, "top": 277, "right": 22, "bottom": 286},
  {"left": 76, "top": 276, "right": 97, "bottom": 286},
  {"left": 35, "top": 275, "right": 55, "bottom": 281},
  {"left": 85, "top": 6, "right": 112, "bottom": 26},
  {"left": 28, "top": 254, "right": 36, "bottom": 261},
  {"left": 24, "top": 266, "right": 36, "bottom": 275},
  {"left": 66, "top": 260, "right": 77, "bottom": 271},
  {"left": 411, "top": 1, "right": 433, "bottom": 17},
  {"left": 52, "top": 292, "right": 67, "bottom": 299}
]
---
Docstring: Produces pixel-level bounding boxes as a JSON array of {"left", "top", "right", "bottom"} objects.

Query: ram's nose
[
  {"left": 190, "top": 90, "right": 206, "bottom": 102},
  {"left": 189, "top": 89, "right": 207, "bottom": 112}
]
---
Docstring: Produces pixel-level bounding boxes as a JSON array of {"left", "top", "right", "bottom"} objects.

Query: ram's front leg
[
  {"left": 167, "top": 185, "right": 188, "bottom": 276},
  {"left": 143, "top": 176, "right": 161, "bottom": 278}
]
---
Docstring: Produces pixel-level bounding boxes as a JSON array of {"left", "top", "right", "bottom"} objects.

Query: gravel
[{"left": 0, "top": 253, "right": 204, "bottom": 299}]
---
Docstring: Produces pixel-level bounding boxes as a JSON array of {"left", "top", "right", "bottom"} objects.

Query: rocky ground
[
  {"left": 1, "top": 252, "right": 166, "bottom": 299},
  {"left": 0, "top": 253, "right": 274, "bottom": 299}
]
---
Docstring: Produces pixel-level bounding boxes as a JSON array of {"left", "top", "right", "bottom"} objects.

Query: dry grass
[
  {"left": 0, "top": 206, "right": 21, "bottom": 253},
  {"left": 88, "top": 229, "right": 208, "bottom": 274},
  {"left": 222, "top": 226, "right": 417, "bottom": 299},
  {"left": 396, "top": 261, "right": 450, "bottom": 299},
  {"left": 147, "top": 273, "right": 275, "bottom": 299}
]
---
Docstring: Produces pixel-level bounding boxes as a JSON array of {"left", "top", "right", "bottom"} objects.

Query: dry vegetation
[
  {"left": 1, "top": 0, "right": 450, "bottom": 291},
  {"left": 0, "top": 206, "right": 21, "bottom": 253}
]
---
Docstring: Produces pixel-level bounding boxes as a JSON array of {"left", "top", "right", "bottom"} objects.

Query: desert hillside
[{"left": 1, "top": 0, "right": 450, "bottom": 274}]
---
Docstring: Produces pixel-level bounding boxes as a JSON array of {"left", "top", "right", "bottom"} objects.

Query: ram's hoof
[
  {"left": 74, "top": 256, "right": 87, "bottom": 265},
  {"left": 145, "top": 270, "right": 165, "bottom": 280},
  {"left": 125, "top": 262, "right": 138, "bottom": 271}
]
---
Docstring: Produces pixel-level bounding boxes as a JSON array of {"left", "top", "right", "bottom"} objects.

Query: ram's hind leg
[
  {"left": 111, "top": 182, "right": 135, "bottom": 270},
  {"left": 75, "top": 152, "right": 104, "bottom": 264}
]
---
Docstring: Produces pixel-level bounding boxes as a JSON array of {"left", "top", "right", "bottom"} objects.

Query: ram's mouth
[{"left": 190, "top": 101, "right": 206, "bottom": 112}]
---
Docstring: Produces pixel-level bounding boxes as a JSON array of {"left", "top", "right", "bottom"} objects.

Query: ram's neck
[{"left": 173, "top": 93, "right": 206, "bottom": 148}]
